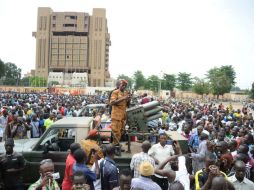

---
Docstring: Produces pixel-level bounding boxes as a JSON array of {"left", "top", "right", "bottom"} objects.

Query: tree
[
  {"left": 192, "top": 77, "right": 210, "bottom": 97},
  {"left": 133, "top": 70, "right": 146, "bottom": 90},
  {"left": 220, "top": 65, "right": 236, "bottom": 86},
  {"left": 206, "top": 65, "right": 236, "bottom": 98},
  {"left": 30, "top": 76, "right": 47, "bottom": 87},
  {"left": 0, "top": 59, "right": 5, "bottom": 79},
  {"left": 176, "top": 72, "right": 192, "bottom": 91},
  {"left": 145, "top": 75, "right": 160, "bottom": 92},
  {"left": 117, "top": 74, "right": 133, "bottom": 89},
  {"left": 250, "top": 82, "right": 254, "bottom": 99},
  {"left": 50, "top": 81, "right": 60, "bottom": 86},
  {"left": 20, "top": 77, "right": 31, "bottom": 86},
  {"left": 231, "top": 86, "right": 241, "bottom": 91},
  {"left": 161, "top": 73, "right": 176, "bottom": 91},
  {"left": 3, "top": 62, "right": 22, "bottom": 86}
]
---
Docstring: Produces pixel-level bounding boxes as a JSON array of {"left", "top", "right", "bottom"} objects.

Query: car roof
[
  {"left": 51, "top": 117, "right": 93, "bottom": 128},
  {"left": 85, "top": 104, "right": 107, "bottom": 107}
]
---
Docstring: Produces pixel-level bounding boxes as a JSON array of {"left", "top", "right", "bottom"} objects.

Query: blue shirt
[
  {"left": 39, "top": 119, "right": 44, "bottom": 128},
  {"left": 189, "top": 133, "right": 200, "bottom": 151},
  {"left": 100, "top": 157, "right": 119, "bottom": 190},
  {"left": 31, "top": 120, "right": 40, "bottom": 138},
  {"left": 73, "top": 162, "right": 96, "bottom": 190}
]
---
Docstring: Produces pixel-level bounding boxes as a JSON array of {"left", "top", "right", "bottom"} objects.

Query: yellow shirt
[{"left": 44, "top": 118, "right": 54, "bottom": 129}]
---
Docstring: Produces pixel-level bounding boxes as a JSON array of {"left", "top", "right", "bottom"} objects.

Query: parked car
[{"left": 77, "top": 103, "right": 108, "bottom": 117}]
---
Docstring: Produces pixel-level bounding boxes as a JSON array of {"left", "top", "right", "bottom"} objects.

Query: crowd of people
[{"left": 0, "top": 80, "right": 254, "bottom": 190}]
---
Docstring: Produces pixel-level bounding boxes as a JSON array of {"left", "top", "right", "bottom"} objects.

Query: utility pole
[{"left": 158, "top": 80, "right": 161, "bottom": 96}]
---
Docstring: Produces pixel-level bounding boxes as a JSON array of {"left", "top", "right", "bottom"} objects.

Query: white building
[{"left": 48, "top": 72, "right": 88, "bottom": 87}]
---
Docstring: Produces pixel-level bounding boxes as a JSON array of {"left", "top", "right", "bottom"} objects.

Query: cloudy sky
[{"left": 0, "top": 0, "right": 254, "bottom": 89}]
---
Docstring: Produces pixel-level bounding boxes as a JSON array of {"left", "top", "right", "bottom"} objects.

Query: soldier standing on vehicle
[
  {"left": 110, "top": 79, "right": 131, "bottom": 146},
  {"left": 0, "top": 138, "right": 25, "bottom": 190},
  {"left": 108, "top": 80, "right": 121, "bottom": 116}
]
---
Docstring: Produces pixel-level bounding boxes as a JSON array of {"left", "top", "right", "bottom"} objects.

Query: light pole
[
  {"left": 158, "top": 71, "right": 163, "bottom": 97},
  {"left": 158, "top": 80, "right": 161, "bottom": 96}
]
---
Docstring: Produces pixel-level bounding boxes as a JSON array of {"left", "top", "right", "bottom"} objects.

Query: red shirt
[
  {"left": 62, "top": 154, "right": 76, "bottom": 190},
  {"left": 60, "top": 107, "right": 65, "bottom": 116}
]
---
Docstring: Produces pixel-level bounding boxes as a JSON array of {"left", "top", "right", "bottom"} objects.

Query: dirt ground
[{"left": 216, "top": 101, "right": 253, "bottom": 114}]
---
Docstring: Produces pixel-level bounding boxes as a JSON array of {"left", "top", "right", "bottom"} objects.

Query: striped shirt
[{"left": 130, "top": 152, "right": 155, "bottom": 178}]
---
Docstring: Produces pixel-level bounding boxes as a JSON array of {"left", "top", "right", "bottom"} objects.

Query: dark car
[{"left": 77, "top": 103, "right": 107, "bottom": 117}]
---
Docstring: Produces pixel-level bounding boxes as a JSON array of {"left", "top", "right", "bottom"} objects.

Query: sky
[{"left": 0, "top": 0, "right": 254, "bottom": 89}]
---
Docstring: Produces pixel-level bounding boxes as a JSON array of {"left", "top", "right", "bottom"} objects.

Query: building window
[
  {"left": 52, "top": 24, "right": 56, "bottom": 27},
  {"left": 63, "top": 24, "right": 75, "bottom": 27},
  {"left": 53, "top": 16, "right": 56, "bottom": 20},
  {"left": 66, "top": 55, "right": 69, "bottom": 59},
  {"left": 65, "top": 15, "right": 77, "bottom": 20},
  {"left": 84, "top": 24, "right": 87, "bottom": 28}
]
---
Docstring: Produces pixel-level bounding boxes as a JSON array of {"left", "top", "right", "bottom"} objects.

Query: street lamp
[
  {"left": 158, "top": 71, "right": 163, "bottom": 96},
  {"left": 158, "top": 80, "right": 161, "bottom": 95}
]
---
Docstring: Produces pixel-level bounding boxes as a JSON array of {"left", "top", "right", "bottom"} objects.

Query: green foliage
[
  {"left": 117, "top": 74, "right": 133, "bottom": 89},
  {"left": 20, "top": 77, "right": 30, "bottom": 86},
  {"left": 0, "top": 61, "right": 22, "bottom": 86},
  {"left": 133, "top": 70, "right": 146, "bottom": 90},
  {"left": 51, "top": 81, "right": 60, "bottom": 85},
  {"left": 145, "top": 75, "right": 160, "bottom": 92},
  {"left": 206, "top": 65, "right": 236, "bottom": 98},
  {"left": 231, "top": 86, "right": 241, "bottom": 91},
  {"left": 192, "top": 77, "right": 210, "bottom": 96},
  {"left": 0, "top": 59, "right": 5, "bottom": 79},
  {"left": 250, "top": 82, "right": 254, "bottom": 99},
  {"left": 220, "top": 65, "right": 236, "bottom": 86},
  {"left": 176, "top": 72, "right": 192, "bottom": 91},
  {"left": 162, "top": 74, "right": 176, "bottom": 91},
  {"left": 30, "top": 76, "right": 47, "bottom": 87}
]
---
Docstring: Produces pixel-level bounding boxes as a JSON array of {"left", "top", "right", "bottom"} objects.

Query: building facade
[
  {"left": 48, "top": 72, "right": 88, "bottom": 87},
  {"left": 33, "top": 7, "right": 111, "bottom": 87}
]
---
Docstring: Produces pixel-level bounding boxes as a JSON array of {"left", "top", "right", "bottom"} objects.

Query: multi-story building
[{"left": 33, "top": 7, "right": 111, "bottom": 87}]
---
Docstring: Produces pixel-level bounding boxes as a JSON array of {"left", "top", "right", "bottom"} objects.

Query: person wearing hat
[
  {"left": 131, "top": 161, "right": 162, "bottom": 190},
  {"left": 0, "top": 138, "right": 25, "bottom": 190},
  {"left": 108, "top": 80, "right": 121, "bottom": 116},
  {"left": 110, "top": 79, "right": 131, "bottom": 146}
]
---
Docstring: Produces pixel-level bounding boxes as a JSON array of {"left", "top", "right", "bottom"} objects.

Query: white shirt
[
  {"left": 0, "top": 116, "right": 8, "bottom": 138},
  {"left": 228, "top": 175, "right": 254, "bottom": 190},
  {"left": 148, "top": 143, "right": 175, "bottom": 178},
  {"left": 175, "top": 156, "right": 190, "bottom": 190},
  {"left": 91, "top": 159, "right": 104, "bottom": 190}
]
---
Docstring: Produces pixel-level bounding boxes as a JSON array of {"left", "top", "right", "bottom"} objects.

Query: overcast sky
[{"left": 0, "top": 0, "right": 254, "bottom": 89}]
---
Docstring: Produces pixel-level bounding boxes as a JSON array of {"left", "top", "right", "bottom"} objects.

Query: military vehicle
[{"left": 0, "top": 101, "right": 187, "bottom": 187}]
